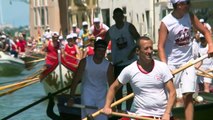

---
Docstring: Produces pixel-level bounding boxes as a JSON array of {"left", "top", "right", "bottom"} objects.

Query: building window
[
  {"left": 34, "top": 0, "right": 37, "bottom": 6},
  {"left": 41, "top": 8, "right": 45, "bottom": 26},
  {"left": 34, "top": 9, "right": 38, "bottom": 26},
  {"left": 45, "top": 7, "right": 49, "bottom": 25}
]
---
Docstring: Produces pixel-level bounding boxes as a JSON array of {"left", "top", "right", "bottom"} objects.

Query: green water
[{"left": 0, "top": 62, "right": 59, "bottom": 120}]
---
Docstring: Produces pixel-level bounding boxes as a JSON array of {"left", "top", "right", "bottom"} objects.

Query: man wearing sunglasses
[{"left": 158, "top": 0, "right": 213, "bottom": 120}]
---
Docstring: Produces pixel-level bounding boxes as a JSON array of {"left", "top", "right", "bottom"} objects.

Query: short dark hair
[
  {"left": 113, "top": 8, "right": 124, "bottom": 15},
  {"left": 94, "top": 40, "right": 107, "bottom": 50},
  {"left": 136, "top": 36, "right": 152, "bottom": 48}
]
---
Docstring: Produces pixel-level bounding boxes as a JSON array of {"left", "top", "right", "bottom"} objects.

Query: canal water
[{"left": 0, "top": 62, "right": 58, "bottom": 120}]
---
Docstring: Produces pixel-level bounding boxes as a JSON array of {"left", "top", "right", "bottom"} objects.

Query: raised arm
[{"left": 158, "top": 22, "right": 169, "bottom": 63}]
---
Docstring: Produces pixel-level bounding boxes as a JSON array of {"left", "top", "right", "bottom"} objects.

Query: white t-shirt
[
  {"left": 162, "top": 13, "right": 193, "bottom": 65},
  {"left": 118, "top": 60, "right": 173, "bottom": 116},
  {"left": 198, "top": 44, "right": 213, "bottom": 69}
]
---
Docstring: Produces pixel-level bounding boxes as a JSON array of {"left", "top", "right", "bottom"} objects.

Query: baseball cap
[
  {"left": 66, "top": 34, "right": 73, "bottom": 40},
  {"left": 94, "top": 18, "right": 100, "bottom": 23},
  {"left": 94, "top": 40, "right": 107, "bottom": 50},
  {"left": 199, "top": 34, "right": 204, "bottom": 38},
  {"left": 59, "top": 36, "right": 63, "bottom": 40},
  {"left": 170, "top": 0, "right": 187, "bottom": 4},
  {"left": 72, "top": 24, "right": 77, "bottom": 27},
  {"left": 52, "top": 32, "right": 59, "bottom": 37},
  {"left": 82, "top": 21, "right": 88, "bottom": 26},
  {"left": 1, "top": 35, "right": 6, "bottom": 39},
  {"left": 72, "top": 33, "right": 78, "bottom": 38},
  {"left": 199, "top": 19, "right": 204, "bottom": 23}
]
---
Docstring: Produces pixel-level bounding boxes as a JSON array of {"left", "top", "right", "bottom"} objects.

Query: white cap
[
  {"left": 96, "top": 37, "right": 102, "bottom": 41},
  {"left": 82, "top": 21, "right": 88, "bottom": 26},
  {"left": 66, "top": 34, "right": 73, "bottom": 39},
  {"left": 199, "top": 19, "right": 204, "bottom": 23},
  {"left": 45, "top": 34, "right": 52, "bottom": 39},
  {"left": 59, "top": 36, "right": 63, "bottom": 40},
  {"left": 170, "top": 0, "right": 187, "bottom": 4},
  {"left": 52, "top": 32, "right": 59, "bottom": 37},
  {"left": 72, "top": 33, "right": 78, "bottom": 38},
  {"left": 1, "top": 35, "right": 6, "bottom": 39},
  {"left": 72, "top": 24, "right": 77, "bottom": 27},
  {"left": 94, "top": 18, "right": 100, "bottom": 23},
  {"left": 199, "top": 33, "right": 204, "bottom": 38}
]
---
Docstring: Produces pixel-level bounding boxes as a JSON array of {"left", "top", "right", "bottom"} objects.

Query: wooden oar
[
  {"left": 0, "top": 77, "right": 39, "bottom": 91},
  {"left": 84, "top": 54, "right": 208, "bottom": 120},
  {"left": 0, "top": 80, "right": 39, "bottom": 97},
  {"left": 171, "top": 54, "right": 208, "bottom": 74},
  {"left": 196, "top": 68, "right": 213, "bottom": 78},
  {"left": 82, "top": 93, "right": 134, "bottom": 120},
  {"left": 25, "top": 58, "right": 45, "bottom": 64},
  {"left": 25, "top": 55, "right": 44, "bottom": 59},
  {"left": 101, "top": 111, "right": 154, "bottom": 120},
  {"left": 1, "top": 85, "right": 71, "bottom": 120},
  {"left": 196, "top": 72, "right": 213, "bottom": 78}
]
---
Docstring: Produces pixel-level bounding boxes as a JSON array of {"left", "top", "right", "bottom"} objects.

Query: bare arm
[
  {"left": 158, "top": 22, "right": 169, "bottom": 63},
  {"left": 162, "top": 80, "right": 176, "bottom": 120},
  {"left": 190, "top": 13, "right": 213, "bottom": 57},
  {"left": 103, "top": 79, "right": 122, "bottom": 115},
  {"left": 107, "top": 63, "right": 114, "bottom": 86},
  {"left": 105, "top": 30, "right": 111, "bottom": 45},
  {"left": 70, "top": 58, "right": 86, "bottom": 96},
  {"left": 129, "top": 23, "right": 140, "bottom": 40}
]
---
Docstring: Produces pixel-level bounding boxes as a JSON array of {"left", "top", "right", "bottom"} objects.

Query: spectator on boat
[
  {"left": 105, "top": 7, "right": 140, "bottom": 110},
  {"left": 90, "top": 17, "right": 109, "bottom": 40},
  {"left": 158, "top": 0, "right": 213, "bottom": 120},
  {"left": 69, "top": 40, "right": 114, "bottom": 120},
  {"left": 70, "top": 24, "right": 80, "bottom": 35},
  {"left": 82, "top": 37, "right": 95, "bottom": 58},
  {"left": 41, "top": 32, "right": 60, "bottom": 71},
  {"left": 17, "top": 33, "right": 27, "bottom": 57},
  {"left": 0, "top": 35, "right": 10, "bottom": 53},
  {"left": 61, "top": 34, "right": 80, "bottom": 72},
  {"left": 103, "top": 36, "right": 176, "bottom": 120},
  {"left": 196, "top": 34, "right": 213, "bottom": 93},
  {"left": 79, "top": 21, "right": 93, "bottom": 50}
]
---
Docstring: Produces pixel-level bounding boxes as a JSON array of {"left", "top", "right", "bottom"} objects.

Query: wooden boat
[
  {"left": 40, "top": 52, "right": 80, "bottom": 95},
  {"left": 20, "top": 52, "right": 45, "bottom": 69},
  {"left": 0, "top": 51, "right": 25, "bottom": 76},
  {"left": 51, "top": 92, "right": 213, "bottom": 120},
  {"left": 172, "top": 92, "right": 213, "bottom": 120}
]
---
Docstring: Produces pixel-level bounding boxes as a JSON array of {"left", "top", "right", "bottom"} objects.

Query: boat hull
[
  {"left": 56, "top": 93, "right": 213, "bottom": 120},
  {"left": 40, "top": 63, "right": 80, "bottom": 95},
  {"left": 0, "top": 52, "right": 25, "bottom": 76}
]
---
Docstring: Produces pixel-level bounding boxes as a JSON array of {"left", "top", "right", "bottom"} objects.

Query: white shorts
[
  {"left": 198, "top": 76, "right": 212, "bottom": 84},
  {"left": 168, "top": 64, "right": 196, "bottom": 98}
]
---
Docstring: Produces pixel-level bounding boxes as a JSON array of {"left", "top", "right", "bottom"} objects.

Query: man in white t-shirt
[
  {"left": 103, "top": 36, "right": 176, "bottom": 120},
  {"left": 158, "top": 0, "right": 213, "bottom": 120}
]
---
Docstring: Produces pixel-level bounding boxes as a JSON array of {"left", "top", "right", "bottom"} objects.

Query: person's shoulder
[{"left": 154, "top": 60, "right": 168, "bottom": 67}]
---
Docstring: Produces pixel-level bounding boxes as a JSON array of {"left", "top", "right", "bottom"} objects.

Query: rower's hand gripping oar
[{"left": 84, "top": 54, "right": 208, "bottom": 120}]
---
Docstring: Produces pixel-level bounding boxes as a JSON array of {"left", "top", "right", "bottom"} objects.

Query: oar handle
[
  {"left": 64, "top": 103, "right": 98, "bottom": 109},
  {"left": 25, "top": 58, "right": 45, "bottom": 64},
  {"left": 82, "top": 93, "right": 134, "bottom": 120},
  {"left": 196, "top": 68, "right": 213, "bottom": 78},
  {"left": 171, "top": 54, "right": 208, "bottom": 74},
  {"left": 108, "top": 111, "right": 154, "bottom": 120}
]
